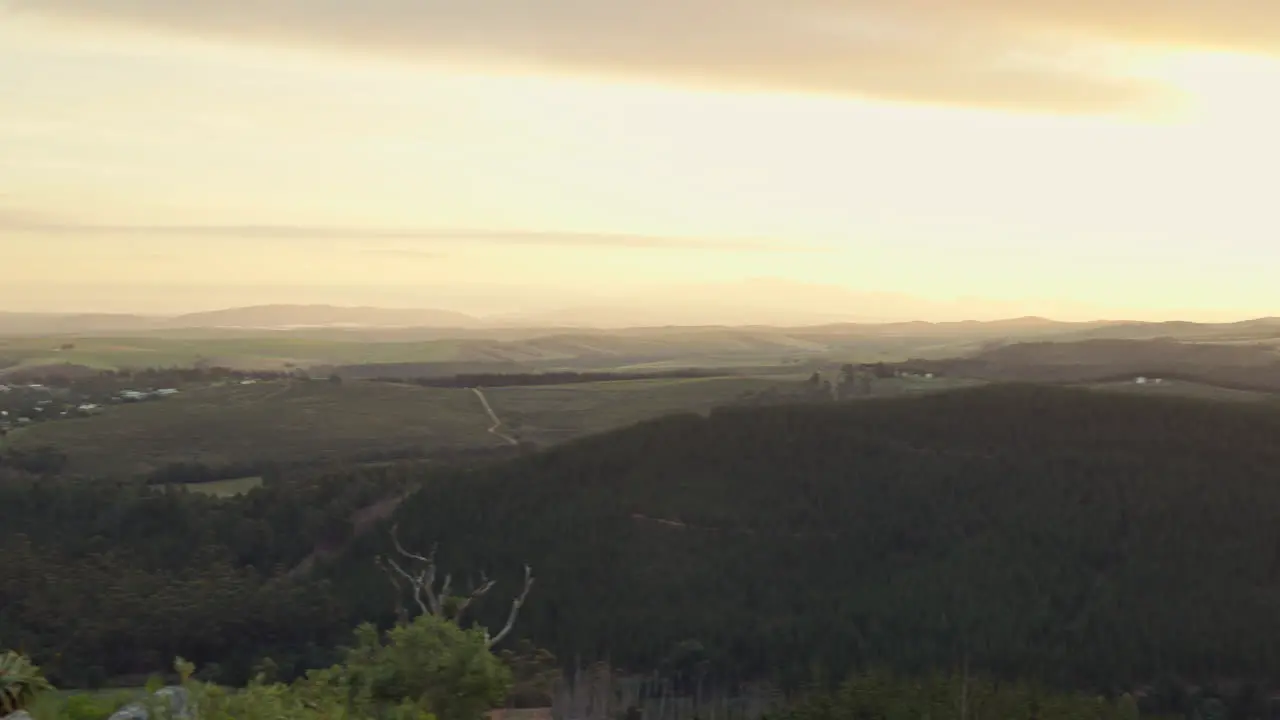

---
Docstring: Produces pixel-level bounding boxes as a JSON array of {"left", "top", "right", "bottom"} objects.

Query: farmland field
[
  {"left": 7, "top": 380, "right": 504, "bottom": 477},
  {"left": 5, "top": 375, "right": 815, "bottom": 478},
  {"left": 480, "top": 374, "right": 979, "bottom": 446},
  {"left": 0, "top": 335, "right": 469, "bottom": 373},
  {"left": 482, "top": 376, "right": 797, "bottom": 446},
  {"left": 180, "top": 475, "right": 265, "bottom": 497}
]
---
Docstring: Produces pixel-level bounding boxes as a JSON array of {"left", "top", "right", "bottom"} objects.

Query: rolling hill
[
  {"left": 904, "top": 338, "right": 1280, "bottom": 392},
  {"left": 324, "top": 384, "right": 1280, "bottom": 690}
]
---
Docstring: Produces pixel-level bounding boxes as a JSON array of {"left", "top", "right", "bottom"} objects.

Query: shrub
[{"left": 0, "top": 651, "right": 53, "bottom": 716}]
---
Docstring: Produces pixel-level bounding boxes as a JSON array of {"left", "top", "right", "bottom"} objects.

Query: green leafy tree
[{"left": 323, "top": 615, "right": 511, "bottom": 720}]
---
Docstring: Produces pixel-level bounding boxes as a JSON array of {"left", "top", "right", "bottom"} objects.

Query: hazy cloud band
[
  {"left": 8, "top": 0, "right": 1246, "bottom": 114},
  {"left": 0, "top": 212, "right": 818, "bottom": 253}
]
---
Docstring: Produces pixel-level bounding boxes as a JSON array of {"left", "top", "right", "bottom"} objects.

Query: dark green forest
[
  {"left": 7, "top": 385, "right": 1280, "bottom": 716},
  {"left": 342, "top": 385, "right": 1280, "bottom": 691}
]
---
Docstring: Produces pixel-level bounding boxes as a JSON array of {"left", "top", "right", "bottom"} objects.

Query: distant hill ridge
[
  {"left": 2, "top": 305, "right": 1279, "bottom": 338},
  {"left": 0, "top": 305, "right": 483, "bottom": 334},
  {"left": 903, "top": 337, "right": 1280, "bottom": 391},
  {"left": 174, "top": 304, "right": 481, "bottom": 328}
]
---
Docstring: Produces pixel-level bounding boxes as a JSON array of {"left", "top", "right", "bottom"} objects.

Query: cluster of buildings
[
  {"left": 0, "top": 381, "right": 181, "bottom": 434},
  {"left": 119, "top": 388, "right": 181, "bottom": 402}
]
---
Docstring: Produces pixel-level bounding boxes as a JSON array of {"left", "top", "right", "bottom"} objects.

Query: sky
[{"left": 4, "top": 1, "right": 1280, "bottom": 321}]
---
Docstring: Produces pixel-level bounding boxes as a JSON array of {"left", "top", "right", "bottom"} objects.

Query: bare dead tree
[
  {"left": 374, "top": 555, "right": 410, "bottom": 626},
  {"left": 377, "top": 523, "right": 535, "bottom": 648}
]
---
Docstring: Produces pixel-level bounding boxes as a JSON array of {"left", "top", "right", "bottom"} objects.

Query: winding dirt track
[{"left": 470, "top": 387, "right": 519, "bottom": 446}]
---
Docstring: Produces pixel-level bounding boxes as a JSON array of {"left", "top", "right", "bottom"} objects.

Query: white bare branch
[
  {"left": 389, "top": 523, "right": 443, "bottom": 615},
  {"left": 454, "top": 575, "right": 499, "bottom": 624},
  {"left": 381, "top": 526, "right": 534, "bottom": 642},
  {"left": 487, "top": 564, "right": 535, "bottom": 648},
  {"left": 440, "top": 573, "right": 453, "bottom": 606},
  {"left": 374, "top": 555, "right": 409, "bottom": 623},
  {"left": 382, "top": 555, "right": 431, "bottom": 616}
]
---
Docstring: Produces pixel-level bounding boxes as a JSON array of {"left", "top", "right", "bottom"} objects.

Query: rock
[
  {"left": 107, "top": 702, "right": 150, "bottom": 720},
  {"left": 106, "top": 687, "right": 192, "bottom": 720},
  {"left": 155, "top": 686, "right": 192, "bottom": 719},
  {"left": 3, "top": 711, "right": 35, "bottom": 720}
]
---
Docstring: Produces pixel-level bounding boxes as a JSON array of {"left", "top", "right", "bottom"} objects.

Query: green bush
[
  {"left": 313, "top": 616, "right": 511, "bottom": 720},
  {"left": 177, "top": 615, "right": 509, "bottom": 720},
  {"left": 1, "top": 651, "right": 53, "bottom": 715}
]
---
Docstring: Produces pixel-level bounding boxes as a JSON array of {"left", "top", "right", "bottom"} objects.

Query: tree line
[{"left": 369, "top": 370, "right": 719, "bottom": 388}]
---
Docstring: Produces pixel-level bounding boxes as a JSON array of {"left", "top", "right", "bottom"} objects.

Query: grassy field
[
  {"left": 4, "top": 372, "right": 995, "bottom": 480},
  {"left": 485, "top": 375, "right": 806, "bottom": 446},
  {"left": 0, "top": 327, "right": 1017, "bottom": 375},
  {"left": 8, "top": 380, "right": 504, "bottom": 477},
  {"left": 5, "top": 375, "right": 816, "bottom": 478},
  {"left": 0, "top": 335, "right": 470, "bottom": 372},
  {"left": 180, "top": 476, "right": 266, "bottom": 497}
]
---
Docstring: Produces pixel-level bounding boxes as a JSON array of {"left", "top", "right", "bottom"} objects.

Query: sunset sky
[{"left": 4, "top": 1, "right": 1280, "bottom": 320}]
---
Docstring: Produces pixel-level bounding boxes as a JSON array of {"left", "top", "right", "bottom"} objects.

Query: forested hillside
[
  {"left": 0, "top": 463, "right": 427, "bottom": 686},
  {"left": 9, "top": 384, "right": 1280, "bottom": 704},
  {"left": 335, "top": 385, "right": 1280, "bottom": 692}
]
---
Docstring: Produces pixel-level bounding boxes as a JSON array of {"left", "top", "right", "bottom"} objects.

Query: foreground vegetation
[
  {"left": 9, "top": 648, "right": 1171, "bottom": 720},
  {"left": 10, "top": 614, "right": 511, "bottom": 720}
]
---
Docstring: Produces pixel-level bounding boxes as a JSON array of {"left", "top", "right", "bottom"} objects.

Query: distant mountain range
[
  {"left": 1, "top": 302, "right": 1277, "bottom": 338},
  {"left": 0, "top": 305, "right": 485, "bottom": 335}
]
